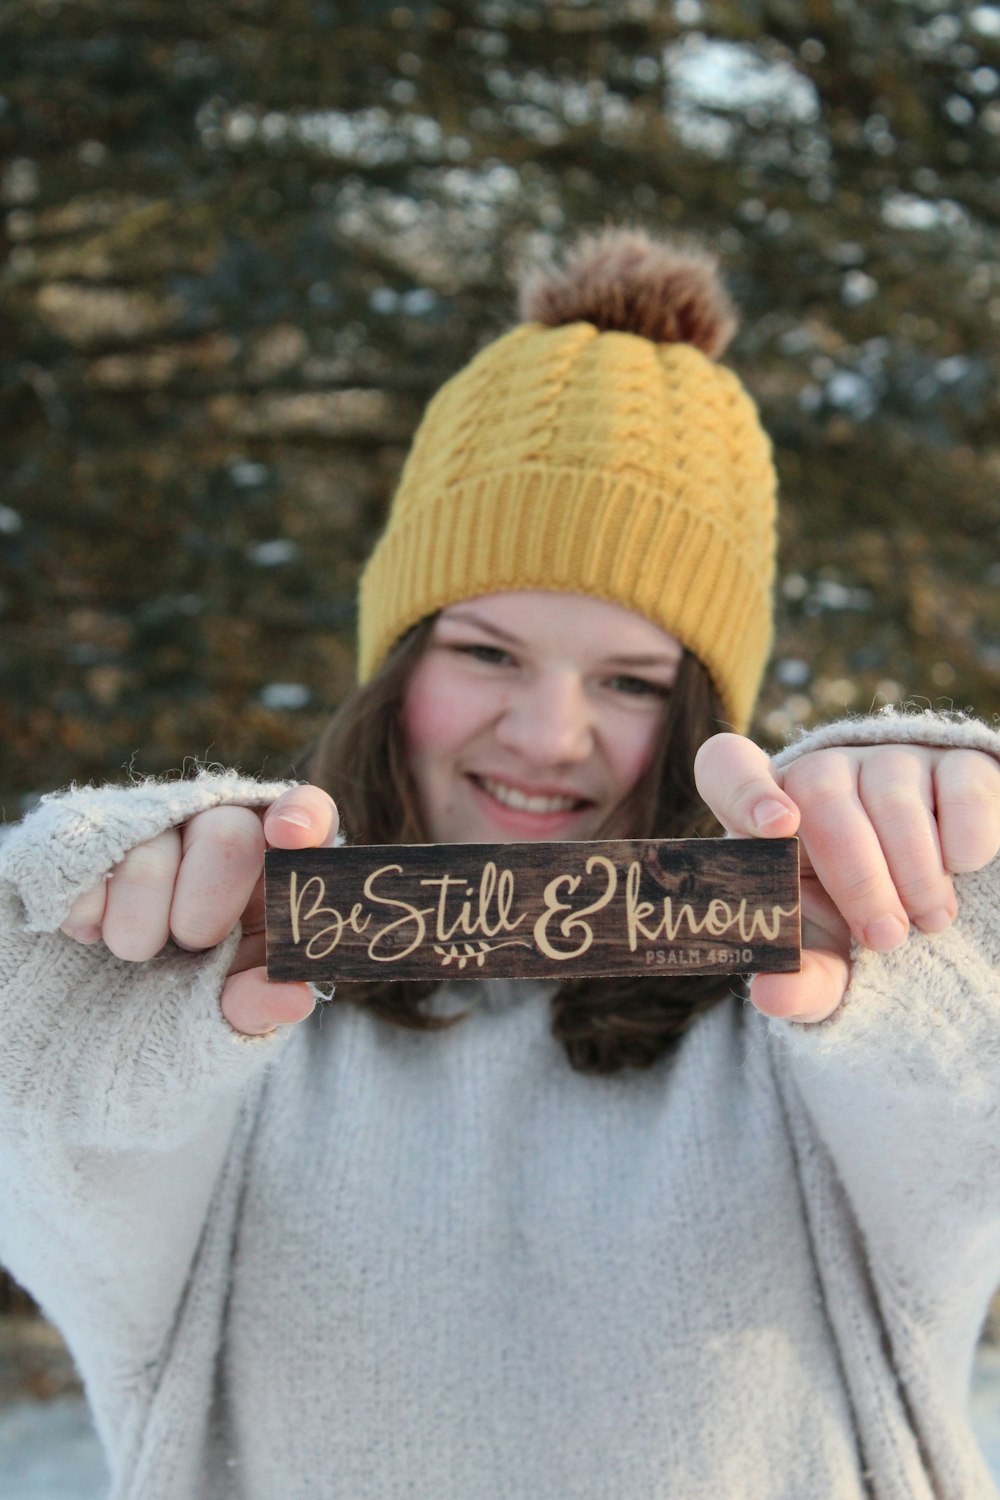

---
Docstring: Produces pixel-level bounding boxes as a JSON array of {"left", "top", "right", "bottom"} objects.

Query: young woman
[{"left": 2, "top": 229, "right": 1000, "bottom": 1499}]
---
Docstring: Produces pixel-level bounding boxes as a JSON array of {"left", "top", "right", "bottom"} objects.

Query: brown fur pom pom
[{"left": 517, "top": 227, "right": 738, "bottom": 360}]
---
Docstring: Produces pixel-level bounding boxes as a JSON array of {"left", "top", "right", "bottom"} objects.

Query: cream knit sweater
[{"left": 1, "top": 710, "right": 999, "bottom": 1499}]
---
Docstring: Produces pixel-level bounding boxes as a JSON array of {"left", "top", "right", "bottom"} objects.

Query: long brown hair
[{"left": 303, "top": 619, "right": 740, "bottom": 1074}]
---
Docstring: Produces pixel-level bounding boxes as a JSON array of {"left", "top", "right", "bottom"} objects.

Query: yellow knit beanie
[{"left": 357, "top": 228, "right": 777, "bottom": 733}]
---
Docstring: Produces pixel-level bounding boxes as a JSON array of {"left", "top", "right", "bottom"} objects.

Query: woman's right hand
[{"left": 58, "top": 785, "right": 339, "bottom": 1038}]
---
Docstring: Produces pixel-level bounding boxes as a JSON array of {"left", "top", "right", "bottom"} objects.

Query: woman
[{"left": 2, "top": 228, "right": 999, "bottom": 1498}]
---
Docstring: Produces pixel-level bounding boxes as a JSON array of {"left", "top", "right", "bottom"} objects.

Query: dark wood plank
[{"left": 265, "top": 838, "right": 800, "bottom": 982}]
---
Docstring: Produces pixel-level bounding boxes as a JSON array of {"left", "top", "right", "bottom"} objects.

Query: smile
[{"left": 476, "top": 776, "right": 586, "bottom": 815}]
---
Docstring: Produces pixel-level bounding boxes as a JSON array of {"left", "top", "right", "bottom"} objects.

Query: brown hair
[{"left": 303, "top": 619, "right": 740, "bottom": 1075}]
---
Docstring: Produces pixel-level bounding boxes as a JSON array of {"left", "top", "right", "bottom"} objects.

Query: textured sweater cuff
[
  {"left": 0, "top": 771, "right": 302, "bottom": 1146},
  {"left": 1, "top": 769, "right": 297, "bottom": 930},
  {"left": 771, "top": 703, "right": 1000, "bottom": 774},
  {"left": 769, "top": 708, "right": 1000, "bottom": 1082},
  {"left": 772, "top": 855, "right": 1000, "bottom": 1090}
]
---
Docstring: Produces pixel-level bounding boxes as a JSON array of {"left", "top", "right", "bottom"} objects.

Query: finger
[
  {"left": 171, "top": 808, "right": 266, "bottom": 951},
  {"left": 693, "top": 733, "right": 800, "bottom": 837},
  {"left": 228, "top": 925, "right": 266, "bottom": 975},
  {"left": 934, "top": 750, "right": 1000, "bottom": 875},
  {"left": 750, "top": 887, "right": 852, "bottom": 1023},
  {"left": 240, "top": 785, "right": 338, "bottom": 947},
  {"left": 262, "top": 785, "right": 340, "bottom": 850},
  {"left": 784, "top": 750, "right": 909, "bottom": 953},
  {"left": 220, "top": 966, "right": 316, "bottom": 1036},
  {"left": 748, "top": 949, "right": 851, "bottom": 1024},
  {"left": 857, "top": 749, "right": 956, "bottom": 935},
  {"left": 60, "top": 879, "right": 109, "bottom": 944},
  {"left": 102, "top": 829, "right": 183, "bottom": 961}
]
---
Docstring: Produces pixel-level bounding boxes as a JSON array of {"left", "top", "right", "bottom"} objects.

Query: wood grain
[{"left": 265, "top": 838, "right": 800, "bottom": 982}]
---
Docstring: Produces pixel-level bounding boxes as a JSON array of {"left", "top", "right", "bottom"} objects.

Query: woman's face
[{"left": 401, "top": 591, "right": 683, "bottom": 844}]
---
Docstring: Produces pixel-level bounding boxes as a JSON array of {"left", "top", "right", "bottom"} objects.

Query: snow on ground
[
  {"left": 972, "top": 1343, "right": 1000, "bottom": 1481},
  {"left": 0, "top": 1397, "right": 108, "bottom": 1498}
]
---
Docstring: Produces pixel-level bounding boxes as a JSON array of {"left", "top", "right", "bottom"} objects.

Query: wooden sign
[{"left": 264, "top": 838, "right": 800, "bottom": 982}]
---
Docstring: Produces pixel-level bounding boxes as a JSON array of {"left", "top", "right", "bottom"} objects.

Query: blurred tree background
[
  {"left": 2, "top": 0, "right": 1000, "bottom": 817},
  {"left": 1, "top": 0, "right": 999, "bottom": 1363}
]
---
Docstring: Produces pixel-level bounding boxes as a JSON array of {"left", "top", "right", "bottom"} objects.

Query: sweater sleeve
[
  {"left": 0, "top": 770, "right": 297, "bottom": 1405},
  {"left": 768, "top": 707, "right": 1000, "bottom": 1383}
]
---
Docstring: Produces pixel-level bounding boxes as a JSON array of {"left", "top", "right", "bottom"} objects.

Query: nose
[{"left": 495, "top": 671, "right": 593, "bottom": 767}]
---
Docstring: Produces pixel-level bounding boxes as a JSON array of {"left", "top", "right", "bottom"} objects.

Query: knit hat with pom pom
[{"left": 357, "top": 227, "right": 777, "bottom": 732}]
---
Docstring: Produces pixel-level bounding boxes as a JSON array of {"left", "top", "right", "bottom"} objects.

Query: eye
[
  {"left": 607, "top": 674, "right": 671, "bottom": 699},
  {"left": 455, "top": 642, "right": 514, "bottom": 667}
]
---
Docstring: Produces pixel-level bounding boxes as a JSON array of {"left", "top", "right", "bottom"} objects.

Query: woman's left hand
[{"left": 694, "top": 735, "right": 1000, "bottom": 1023}]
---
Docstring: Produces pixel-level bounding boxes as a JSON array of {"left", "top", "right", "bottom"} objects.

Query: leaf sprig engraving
[{"left": 432, "top": 938, "right": 532, "bottom": 970}]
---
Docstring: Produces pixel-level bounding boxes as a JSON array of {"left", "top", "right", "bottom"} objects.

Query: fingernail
[
  {"left": 915, "top": 907, "right": 954, "bottom": 934},
  {"left": 272, "top": 809, "right": 313, "bottom": 830},
  {"left": 752, "top": 798, "right": 791, "bottom": 831},
  {"left": 864, "top": 914, "right": 909, "bottom": 951}
]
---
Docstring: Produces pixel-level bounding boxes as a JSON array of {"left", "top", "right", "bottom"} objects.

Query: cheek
[
  {"left": 606, "top": 714, "right": 663, "bottom": 795},
  {"left": 401, "top": 660, "right": 478, "bottom": 763}
]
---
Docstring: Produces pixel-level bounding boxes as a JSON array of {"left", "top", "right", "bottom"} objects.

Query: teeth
[{"left": 480, "top": 777, "right": 579, "bottom": 814}]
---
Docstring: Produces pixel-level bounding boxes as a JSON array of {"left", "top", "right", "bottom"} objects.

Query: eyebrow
[
  {"left": 605, "top": 653, "right": 682, "bottom": 669},
  {"left": 439, "top": 608, "right": 522, "bottom": 646},
  {"left": 439, "top": 608, "right": 683, "bottom": 669}
]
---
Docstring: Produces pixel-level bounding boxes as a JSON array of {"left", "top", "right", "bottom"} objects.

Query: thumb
[
  {"left": 221, "top": 786, "right": 336, "bottom": 1033},
  {"left": 694, "top": 732, "right": 799, "bottom": 838},
  {"left": 747, "top": 952, "right": 850, "bottom": 1024},
  {"left": 221, "top": 965, "right": 316, "bottom": 1037},
  {"left": 747, "top": 883, "right": 853, "bottom": 1024},
  {"left": 262, "top": 785, "right": 340, "bottom": 851},
  {"left": 231, "top": 783, "right": 339, "bottom": 962}
]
